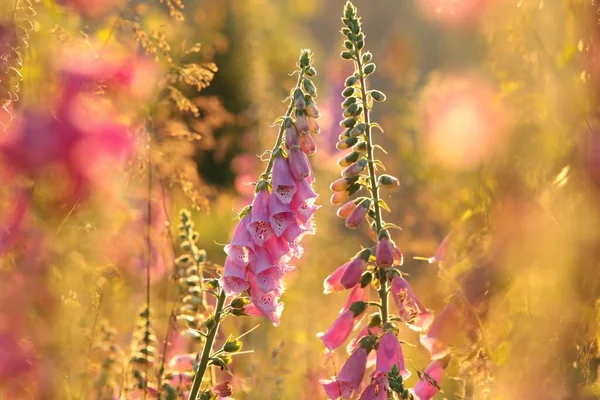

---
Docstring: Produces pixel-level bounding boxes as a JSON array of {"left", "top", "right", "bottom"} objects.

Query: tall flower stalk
[
  {"left": 186, "top": 49, "right": 320, "bottom": 400},
  {"left": 319, "top": 3, "right": 442, "bottom": 399}
]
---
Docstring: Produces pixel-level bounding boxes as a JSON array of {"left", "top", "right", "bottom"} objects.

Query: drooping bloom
[
  {"left": 375, "top": 331, "right": 410, "bottom": 379},
  {"left": 420, "top": 297, "right": 462, "bottom": 360},
  {"left": 320, "top": 346, "right": 369, "bottom": 399},
  {"left": 375, "top": 230, "right": 395, "bottom": 267},
  {"left": 287, "top": 147, "right": 311, "bottom": 180},
  {"left": 247, "top": 188, "right": 274, "bottom": 246},
  {"left": 345, "top": 199, "right": 371, "bottom": 229},
  {"left": 411, "top": 361, "right": 443, "bottom": 400},
  {"left": 318, "top": 310, "right": 359, "bottom": 351},
  {"left": 271, "top": 155, "right": 297, "bottom": 204},
  {"left": 390, "top": 275, "right": 433, "bottom": 332},
  {"left": 359, "top": 372, "right": 389, "bottom": 400}
]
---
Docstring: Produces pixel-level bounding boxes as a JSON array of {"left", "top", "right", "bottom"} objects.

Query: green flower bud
[
  {"left": 342, "top": 87, "right": 355, "bottom": 97},
  {"left": 344, "top": 103, "right": 359, "bottom": 118},
  {"left": 347, "top": 182, "right": 362, "bottom": 196},
  {"left": 230, "top": 308, "right": 247, "bottom": 317},
  {"left": 336, "top": 136, "right": 359, "bottom": 150},
  {"left": 302, "top": 79, "right": 317, "bottom": 97},
  {"left": 368, "top": 313, "right": 382, "bottom": 327},
  {"left": 352, "top": 141, "right": 368, "bottom": 153},
  {"left": 363, "top": 63, "right": 376, "bottom": 75},
  {"left": 338, "top": 151, "right": 361, "bottom": 167},
  {"left": 342, "top": 96, "right": 357, "bottom": 108},
  {"left": 344, "top": 40, "right": 353, "bottom": 50},
  {"left": 378, "top": 174, "right": 399, "bottom": 188},
  {"left": 204, "top": 317, "right": 216, "bottom": 330},
  {"left": 341, "top": 51, "right": 353, "bottom": 60},
  {"left": 362, "top": 52, "right": 373, "bottom": 63},
  {"left": 305, "top": 66, "right": 317, "bottom": 77},
  {"left": 230, "top": 297, "right": 250, "bottom": 309},
  {"left": 370, "top": 90, "right": 386, "bottom": 102},
  {"left": 223, "top": 337, "right": 243, "bottom": 352},
  {"left": 345, "top": 76, "right": 357, "bottom": 86},
  {"left": 340, "top": 117, "right": 357, "bottom": 128}
]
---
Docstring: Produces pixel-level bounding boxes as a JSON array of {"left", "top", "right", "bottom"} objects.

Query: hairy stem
[
  {"left": 187, "top": 289, "right": 227, "bottom": 400},
  {"left": 355, "top": 53, "right": 389, "bottom": 323}
]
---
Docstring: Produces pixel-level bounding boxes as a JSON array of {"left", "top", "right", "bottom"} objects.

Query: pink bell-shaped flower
[
  {"left": 247, "top": 187, "right": 274, "bottom": 246},
  {"left": 375, "top": 230, "right": 395, "bottom": 267},
  {"left": 390, "top": 275, "right": 433, "bottom": 332},
  {"left": 411, "top": 360, "right": 443, "bottom": 400},
  {"left": 320, "top": 346, "right": 369, "bottom": 399},
  {"left": 271, "top": 154, "right": 297, "bottom": 204}
]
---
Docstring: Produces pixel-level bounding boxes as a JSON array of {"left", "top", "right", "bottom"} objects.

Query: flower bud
[
  {"left": 343, "top": 103, "right": 359, "bottom": 117},
  {"left": 363, "top": 63, "right": 376, "bottom": 75},
  {"left": 300, "top": 133, "right": 317, "bottom": 155},
  {"left": 349, "top": 123, "right": 367, "bottom": 137},
  {"left": 303, "top": 78, "right": 317, "bottom": 96},
  {"left": 230, "top": 297, "right": 250, "bottom": 309},
  {"left": 370, "top": 90, "right": 386, "bottom": 102},
  {"left": 293, "top": 88, "right": 306, "bottom": 110},
  {"left": 376, "top": 230, "right": 395, "bottom": 267},
  {"left": 288, "top": 147, "right": 311, "bottom": 180},
  {"left": 223, "top": 337, "right": 243, "bottom": 352},
  {"left": 295, "top": 110, "right": 310, "bottom": 135},
  {"left": 345, "top": 75, "right": 357, "bottom": 86},
  {"left": 346, "top": 199, "right": 371, "bottom": 228},
  {"left": 353, "top": 141, "right": 368, "bottom": 153},
  {"left": 308, "top": 117, "right": 320, "bottom": 135},
  {"left": 340, "top": 117, "right": 357, "bottom": 128},
  {"left": 338, "top": 151, "right": 361, "bottom": 167},
  {"left": 285, "top": 123, "right": 300, "bottom": 148},
  {"left": 330, "top": 191, "right": 349, "bottom": 205},
  {"left": 342, "top": 159, "right": 368, "bottom": 177},
  {"left": 204, "top": 316, "right": 216, "bottom": 330},
  {"left": 340, "top": 252, "right": 369, "bottom": 289},
  {"left": 305, "top": 96, "right": 320, "bottom": 118},
  {"left": 230, "top": 308, "right": 247, "bottom": 317},
  {"left": 330, "top": 176, "right": 358, "bottom": 192},
  {"left": 368, "top": 313, "right": 382, "bottom": 328},
  {"left": 344, "top": 40, "right": 353, "bottom": 50},
  {"left": 378, "top": 174, "right": 399, "bottom": 188},
  {"left": 336, "top": 137, "right": 359, "bottom": 150},
  {"left": 342, "top": 96, "right": 357, "bottom": 108},
  {"left": 362, "top": 52, "right": 373, "bottom": 63},
  {"left": 337, "top": 200, "right": 358, "bottom": 218},
  {"left": 342, "top": 87, "right": 355, "bottom": 97},
  {"left": 341, "top": 51, "right": 353, "bottom": 60}
]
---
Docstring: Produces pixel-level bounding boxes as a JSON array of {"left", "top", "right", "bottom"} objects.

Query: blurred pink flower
[
  {"left": 416, "top": 0, "right": 488, "bottom": 27},
  {"left": 57, "top": 0, "right": 125, "bottom": 18},
  {"left": 419, "top": 74, "right": 507, "bottom": 170},
  {"left": 390, "top": 275, "right": 434, "bottom": 332},
  {"left": 411, "top": 360, "right": 443, "bottom": 400},
  {"left": 320, "top": 346, "right": 369, "bottom": 399}
]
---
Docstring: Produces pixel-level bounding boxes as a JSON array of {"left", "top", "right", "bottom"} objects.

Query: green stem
[
  {"left": 259, "top": 72, "right": 305, "bottom": 181},
  {"left": 187, "top": 289, "right": 227, "bottom": 400},
  {"left": 355, "top": 52, "right": 389, "bottom": 324}
]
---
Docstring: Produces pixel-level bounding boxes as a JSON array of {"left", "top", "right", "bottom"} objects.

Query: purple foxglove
[
  {"left": 308, "top": 117, "right": 320, "bottom": 135},
  {"left": 346, "top": 199, "right": 370, "bottom": 229},
  {"left": 285, "top": 124, "right": 300, "bottom": 148},
  {"left": 411, "top": 361, "right": 443, "bottom": 400},
  {"left": 230, "top": 213, "right": 255, "bottom": 250},
  {"left": 222, "top": 256, "right": 250, "bottom": 296},
  {"left": 247, "top": 189, "right": 274, "bottom": 246},
  {"left": 330, "top": 191, "right": 349, "bottom": 205},
  {"left": 374, "top": 331, "right": 410, "bottom": 379},
  {"left": 337, "top": 200, "right": 358, "bottom": 219},
  {"left": 323, "top": 262, "right": 350, "bottom": 294},
  {"left": 317, "top": 310, "right": 357, "bottom": 351},
  {"left": 305, "top": 97, "right": 320, "bottom": 118},
  {"left": 320, "top": 347, "right": 369, "bottom": 399},
  {"left": 295, "top": 110, "right": 310, "bottom": 134},
  {"left": 390, "top": 275, "right": 433, "bottom": 332},
  {"left": 249, "top": 247, "right": 283, "bottom": 293},
  {"left": 347, "top": 325, "right": 381, "bottom": 355},
  {"left": 287, "top": 147, "right": 311, "bottom": 180},
  {"left": 359, "top": 372, "right": 389, "bottom": 400},
  {"left": 246, "top": 274, "right": 284, "bottom": 326},
  {"left": 420, "top": 298, "right": 461, "bottom": 360},
  {"left": 340, "top": 250, "right": 370, "bottom": 289},
  {"left": 271, "top": 155, "right": 297, "bottom": 204},
  {"left": 342, "top": 159, "right": 367, "bottom": 178},
  {"left": 375, "top": 231, "right": 395, "bottom": 267},
  {"left": 300, "top": 132, "right": 317, "bottom": 155}
]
